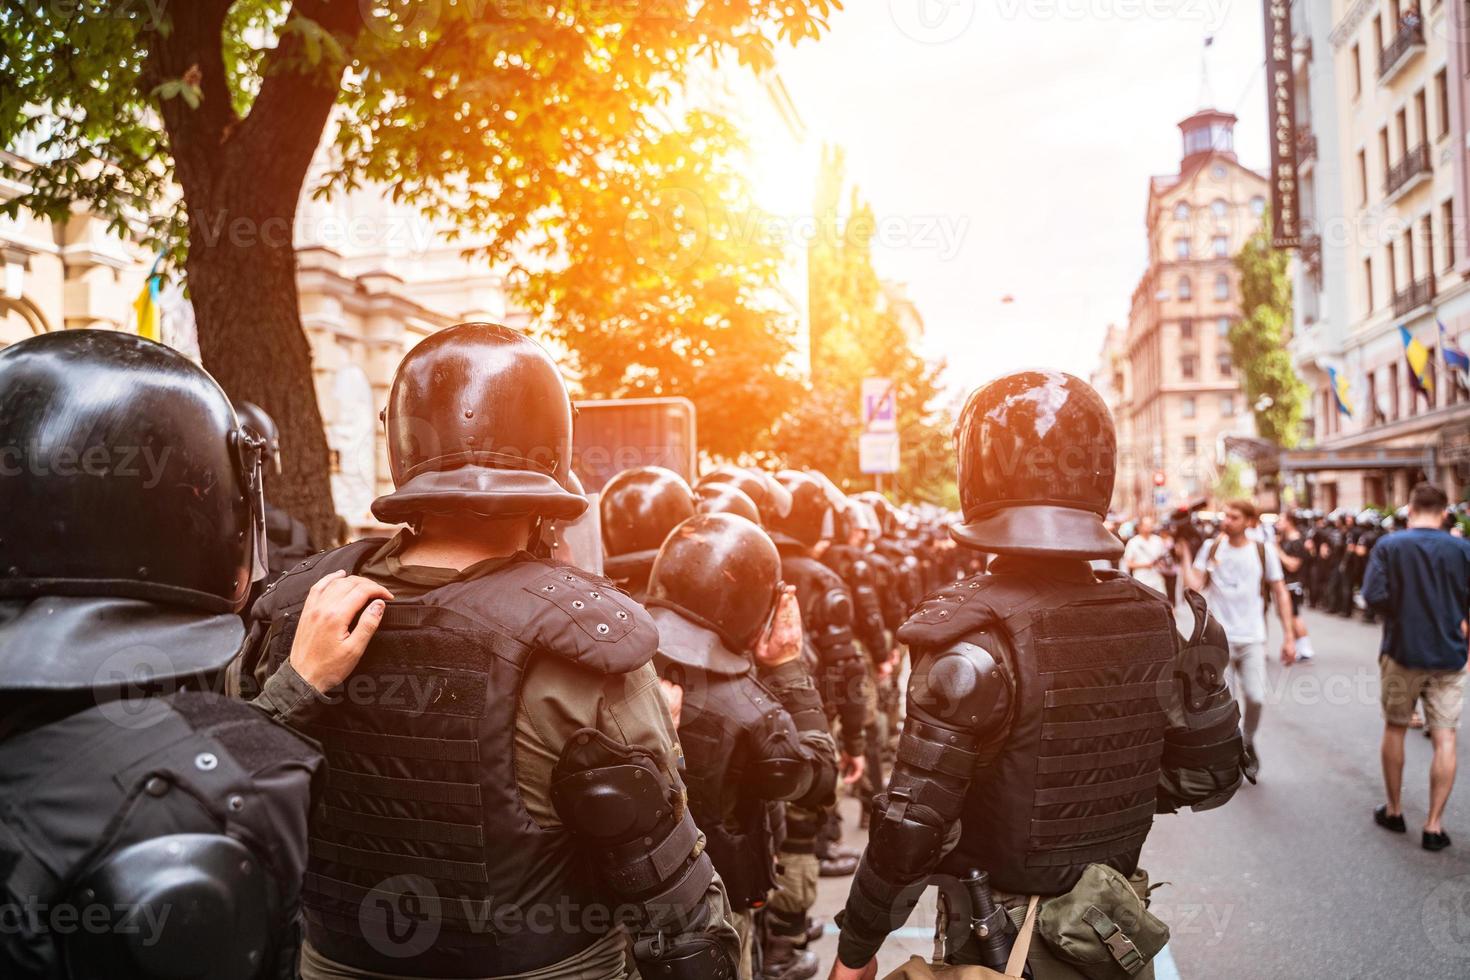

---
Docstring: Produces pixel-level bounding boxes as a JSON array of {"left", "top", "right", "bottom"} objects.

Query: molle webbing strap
[
  {"left": 310, "top": 838, "right": 489, "bottom": 884},
  {"left": 318, "top": 806, "right": 485, "bottom": 847},
  {"left": 313, "top": 725, "right": 480, "bottom": 763},
  {"left": 1035, "top": 740, "right": 1164, "bottom": 775},
  {"left": 1044, "top": 681, "right": 1164, "bottom": 707},
  {"left": 1030, "top": 801, "right": 1157, "bottom": 840},
  {"left": 325, "top": 768, "right": 482, "bottom": 806},
  {"left": 1041, "top": 711, "right": 1166, "bottom": 741},
  {"left": 1032, "top": 772, "right": 1161, "bottom": 806},
  {"left": 604, "top": 809, "right": 701, "bottom": 896}
]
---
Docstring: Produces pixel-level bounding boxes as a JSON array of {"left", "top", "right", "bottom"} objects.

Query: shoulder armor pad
[
  {"left": 518, "top": 563, "right": 659, "bottom": 674},
  {"left": 895, "top": 573, "right": 1006, "bottom": 650},
  {"left": 250, "top": 538, "right": 385, "bottom": 621},
  {"left": 906, "top": 640, "right": 1006, "bottom": 728}
]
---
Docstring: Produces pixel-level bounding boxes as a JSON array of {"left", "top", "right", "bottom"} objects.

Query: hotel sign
[{"left": 1264, "top": 0, "right": 1301, "bottom": 249}]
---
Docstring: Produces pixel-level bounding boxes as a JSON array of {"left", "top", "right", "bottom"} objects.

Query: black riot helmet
[
  {"left": 646, "top": 514, "right": 783, "bottom": 652},
  {"left": 697, "top": 466, "right": 792, "bottom": 522},
  {"left": 766, "top": 470, "right": 834, "bottom": 549},
  {"left": 600, "top": 466, "right": 696, "bottom": 581},
  {"left": 373, "top": 323, "right": 586, "bottom": 525},
  {"left": 952, "top": 370, "right": 1122, "bottom": 560},
  {"left": 694, "top": 482, "right": 761, "bottom": 525},
  {"left": 233, "top": 400, "right": 282, "bottom": 476},
  {"left": 0, "top": 331, "right": 266, "bottom": 613}
]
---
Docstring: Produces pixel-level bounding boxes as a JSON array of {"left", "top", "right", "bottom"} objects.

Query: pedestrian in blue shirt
[{"left": 1364, "top": 483, "right": 1470, "bottom": 851}]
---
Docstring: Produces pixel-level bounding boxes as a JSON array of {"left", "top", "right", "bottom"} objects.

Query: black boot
[{"left": 762, "top": 910, "right": 820, "bottom": 980}]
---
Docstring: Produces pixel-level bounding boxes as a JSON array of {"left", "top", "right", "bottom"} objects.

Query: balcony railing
[
  {"left": 1378, "top": 21, "right": 1425, "bottom": 82},
  {"left": 1297, "top": 130, "right": 1317, "bottom": 167},
  {"left": 1392, "top": 274, "right": 1436, "bottom": 317},
  {"left": 1384, "top": 143, "right": 1431, "bottom": 201}
]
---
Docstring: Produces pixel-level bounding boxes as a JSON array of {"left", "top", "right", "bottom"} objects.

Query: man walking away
[
  {"left": 1181, "top": 499, "right": 1297, "bottom": 775},
  {"left": 1364, "top": 482, "right": 1470, "bottom": 852}
]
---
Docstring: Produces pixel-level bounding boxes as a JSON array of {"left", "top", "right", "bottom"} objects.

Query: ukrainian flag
[
  {"left": 1326, "top": 366, "right": 1354, "bottom": 417},
  {"left": 132, "top": 253, "right": 164, "bottom": 342},
  {"left": 1400, "top": 325, "right": 1434, "bottom": 395},
  {"left": 1442, "top": 320, "right": 1470, "bottom": 376}
]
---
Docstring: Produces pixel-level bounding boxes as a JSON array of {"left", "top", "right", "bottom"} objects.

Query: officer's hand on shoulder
[
  {"left": 289, "top": 570, "right": 394, "bottom": 692},
  {"left": 755, "top": 585, "right": 803, "bottom": 667}
]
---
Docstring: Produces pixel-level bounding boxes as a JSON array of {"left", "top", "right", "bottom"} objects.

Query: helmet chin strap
[{"left": 529, "top": 516, "right": 554, "bottom": 559}]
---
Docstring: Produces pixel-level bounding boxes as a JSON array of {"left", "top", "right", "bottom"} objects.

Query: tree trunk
[{"left": 188, "top": 202, "right": 340, "bottom": 548}]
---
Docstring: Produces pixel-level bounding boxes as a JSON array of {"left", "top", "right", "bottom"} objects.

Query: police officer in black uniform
[
  {"left": 234, "top": 323, "right": 738, "bottom": 980},
  {"left": 756, "top": 470, "right": 871, "bottom": 967},
  {"left": 0, "top": 331, "right": 335, "bottom": 980},
  {"left": 234, "top": 400, "right": 316, "bottom": 582},
  {"left": 831, "top": 371, "right": 1248, "bottom": 979},
  {"left": 645, "top": 513, "right": 839, "bottom": 979},
  {"left": 600, "top": 465, "right": 698, "bottom": 598}
]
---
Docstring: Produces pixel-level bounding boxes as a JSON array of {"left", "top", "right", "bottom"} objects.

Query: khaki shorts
[{"left": 1380, "top": 656, "right": 1469, "bottom": 731}]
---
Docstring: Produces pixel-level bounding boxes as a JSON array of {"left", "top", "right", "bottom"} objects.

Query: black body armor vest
[
  {"left": 898, "top": 570, "right": 1176, "bottom": 896},
  {"left": 256, "top": 541, "right": 658, "bottom": 978}
]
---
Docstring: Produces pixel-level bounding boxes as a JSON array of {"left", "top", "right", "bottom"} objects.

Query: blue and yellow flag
[
  {"left": 132, "top": 253, "right": 164, "bottom": 341},
  {"left": 1399, "top": 325, "right": 1434, "bottom": 395},
  {"left": 1326, "top": 366, "right": 1354, "bottom": 417},
  {"left": 1442, "top": 320, "right": 1470, "bottom": 376}
]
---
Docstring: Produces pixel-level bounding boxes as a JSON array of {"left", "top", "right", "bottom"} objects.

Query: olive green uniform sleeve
[{"left": 515, "top": 656, "right": 741, "bottom": 961}]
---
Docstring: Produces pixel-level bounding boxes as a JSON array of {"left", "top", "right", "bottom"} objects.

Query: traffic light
[{"left": 1153, "top": 470, "right": 1166, "bottom": 487}]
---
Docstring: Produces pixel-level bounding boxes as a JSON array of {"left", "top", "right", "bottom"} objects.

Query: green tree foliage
[
  {"left": 513, "top": 111, "right": 802, "bottom": 459},
  {"left": 770, "top": 144, "right": 952, "bottom": 503},
  {"left": 0, "top": 0, "right": 840, "bottom": 536},
  {"left": 1229, "top": 220, "right": 1307, "bottom": 447}
]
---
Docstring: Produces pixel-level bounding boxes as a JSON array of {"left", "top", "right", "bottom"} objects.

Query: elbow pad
[
  {"left": 550, "top": 729, "right": 714, "bottom": 931},
  {"left": 744, "top": 710, "right": 814, "bottom": 802}
]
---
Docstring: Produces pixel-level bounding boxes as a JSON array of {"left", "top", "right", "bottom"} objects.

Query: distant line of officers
[{"left": 0, "top": 322, "right": 1250, "bottom": 980}]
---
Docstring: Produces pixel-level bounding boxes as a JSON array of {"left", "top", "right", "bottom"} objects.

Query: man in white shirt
[
  {"left": 1182, "top": 498, "right": 1297, "bottom": 773},
  {"left": 1123, "top": 514, "right": 1168, "bottom": 595}
]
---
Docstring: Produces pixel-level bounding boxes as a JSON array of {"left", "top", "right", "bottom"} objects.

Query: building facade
[
  {"left": 1115, "top": 110, "right": 1268, "bottom": 518},
  {"left": 1280, "top": 0, "right": 1470, "bottom": 509}
]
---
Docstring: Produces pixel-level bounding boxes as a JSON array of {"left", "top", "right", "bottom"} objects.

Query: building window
[
  {"left": 1214, "top": 273, "right": 1229, "bottom": 300},
  {"left": 1212, "top": 235, "right": 1229, "bottom": 257},
  {"left": 1178, "top": 275, "right": 1192, "bottom": 299},
  {"left": 1387, "top": 241, "right": 1398, "bottom": 296},
  {"left": 1365, "top": 256, "right": 1375, "bottom": 311},
  {"left": 1445, "top": 199, "right": 1457, "bottom": 270},
  {"left": 1358, "top": 150, "right": 1369, "bottom": 207},
  {"left": 1250, "top": 196, "right": 1266, "bottom": 217},
  {"left": 1176, "top": 238, "right": 1191, "bottom": 260},
  {"left": 1184, "top": 436, "right": 1198, "bottom": 455},
  {"left": 1174, "top": 202, "right": 1190, "bottom": 222},
  {"left": 1352, "top": 43, "right": 1362, "bottom": 97},
  {"left": 1368, "top": 371, "right": 1381, "bottom": 423},
  {"left": 1389, "top": 361, "right": 1400, "bottom": 419},
  {"left": 1217, "top": 352, "right": 1233, "bottom": 378},
  {"left": 1182, "top": 396, "right": 1197, "bottom": 417},
  {"left": 1379, "top": 127, "right": 1390, "bottom": 184},
  {"left": 1437, "top": 69, "right": 1451, "bottom": 139},
  {"left": 1181, "top": 356, "right": 1198, "bottom": 381},
  {"left": 1221, "top": 395, "right": 1235, "bottom": 417},
  {"left": 1211, "top": 200, "right": 1228, "bottom": 221},
  {"left": 1180, "top": 318, "right": 1195, "bottom": 340},
  {"left": 1217, "top": 316, "right": 1232, "bottom": 337}
]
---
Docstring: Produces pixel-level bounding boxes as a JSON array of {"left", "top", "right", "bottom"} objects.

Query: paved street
[{"left": 809, "top": 607, "right": 1470, "bottom": 978}]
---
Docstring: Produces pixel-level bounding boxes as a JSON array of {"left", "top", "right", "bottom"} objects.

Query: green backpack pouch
[{"left": 1034, "top": 864, "right": 1169, "bottom": 979}]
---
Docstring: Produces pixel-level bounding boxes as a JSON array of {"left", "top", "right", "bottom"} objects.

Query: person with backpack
[{"left": 1181, "top": 498, "right": 1297, "bottom": 775}]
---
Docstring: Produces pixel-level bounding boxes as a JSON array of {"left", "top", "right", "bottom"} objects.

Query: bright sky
[{"left": 746, "top": 0, "right": 1270, "bottom": 406}]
